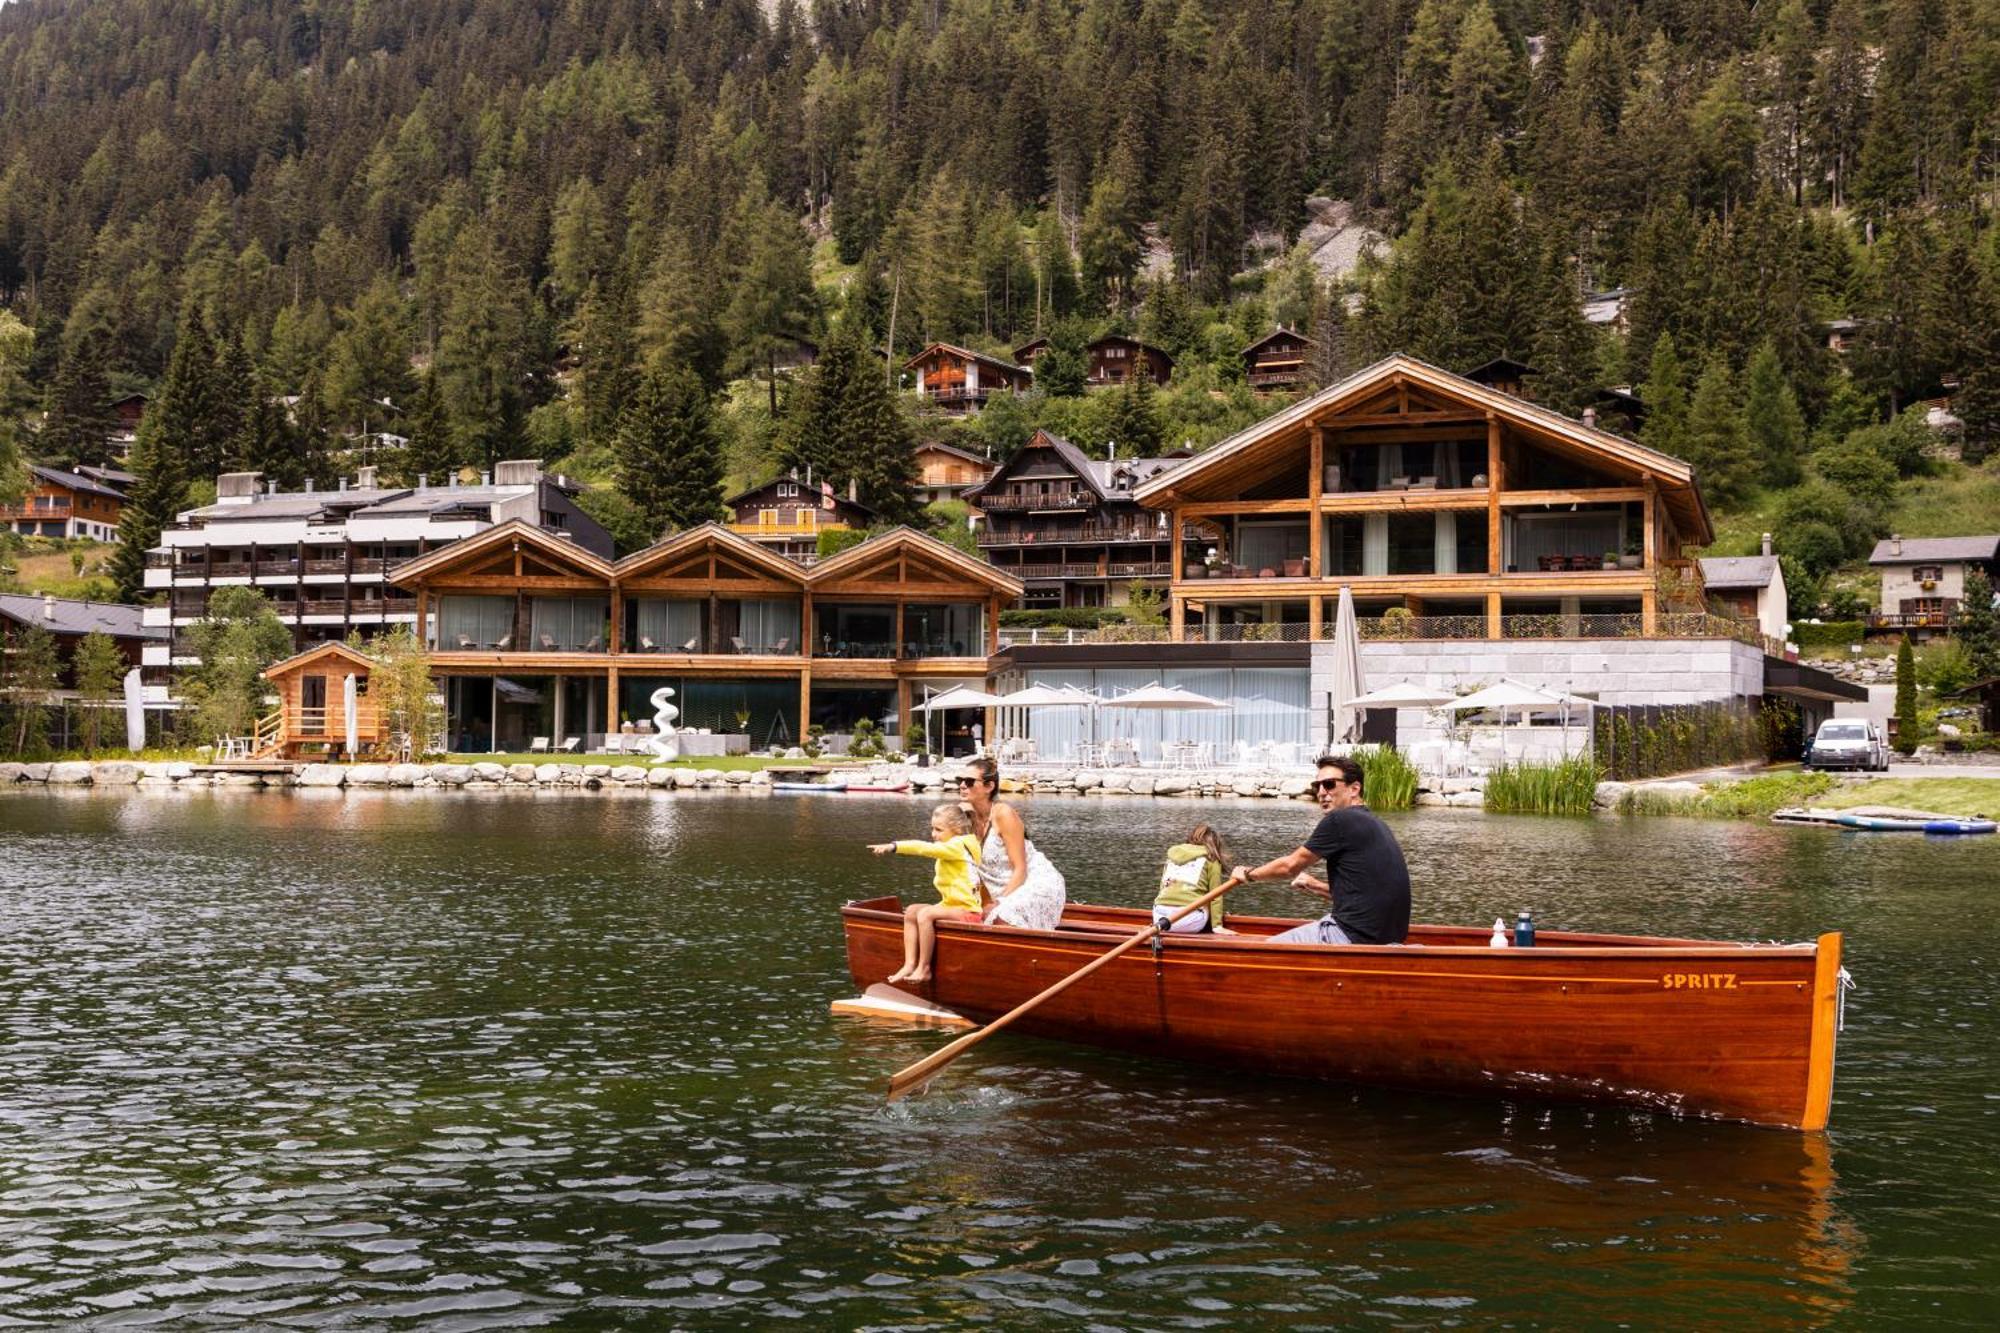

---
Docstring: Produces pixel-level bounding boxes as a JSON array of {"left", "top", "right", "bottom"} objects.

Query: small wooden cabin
[
  {"left": 905, "top": 343, "right": 1031, "bottom": 412},
  {"left": 1014, "top": 335, "right": 1173, "bottom": 388},
  {"left": 1242, "top": 327, "right": 1316, "bottom": 391},
  {"left": 258, "top": 641, "right": 383, "bottom": 758}
]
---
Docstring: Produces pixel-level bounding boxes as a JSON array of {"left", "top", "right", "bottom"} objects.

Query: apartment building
[{"left": 141, "top": 460, "right": 611, "bottom": 670}]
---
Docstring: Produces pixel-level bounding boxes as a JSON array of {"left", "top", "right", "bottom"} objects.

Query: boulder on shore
[
  {"left": 47, "top": 762, "right": 93, "bottom": 784},
  {"left": 93, "top": 762, "right": 141, "bottom": 785},
  {"left": 296, "top": 763, "right": 346, "bottom": 788}
]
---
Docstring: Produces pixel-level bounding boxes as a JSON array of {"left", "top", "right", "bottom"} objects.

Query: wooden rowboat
[{"left": 840, "top": 897, "right": 1848, "bottom": 1130}]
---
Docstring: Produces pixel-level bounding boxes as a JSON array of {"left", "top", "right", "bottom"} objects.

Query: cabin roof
[
  {"left": 388, "top": 518, "right": 616, "bottom": 583},
  {"left": 1698, "top": 555, "right": 1780, "bottom": 590},
  {"left": 809, "top": 525, "right": 1023, "bottom": 596},
  {"left": 1241, "top": 326, "right": 1315, "bottom": 356},
  {"left": 0, "top": 593, "right": 156, "bottom": 639},
  {"left": 27, "top": 463, "right": 127, "bottom": 500},
  {"left": 1131, "top": 353, "right": 1713, "bottom": 544},
  {"left": 1462, "top": 357, "right": 1538, "bottom": 384},
  {"left": 724, "top": 475, "right": 879, "bottom": 516},
  {"left": 615, "top": 522, "right": 812, "bottom": 583},
  {"left": 904, "top": 342, "right": 1030, "bottom": 377},
  {"left": 1867, "top": 535, "right": 2000, "bottom": 565},
  {"left": 962, "top": 430, "right": 1110, "bottom": 504},
  {"left": 262, "top": 639, "right": 376, "bottom": 679},
  {"left": 913, "top": 440, "right": 998, "bottom": 468}
]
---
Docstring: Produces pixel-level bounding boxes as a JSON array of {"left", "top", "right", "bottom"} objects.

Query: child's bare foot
[
  {"left": 885, "top": 967, "right": 912, "bottom": 984},
  {"left": 905, "top": 968, "right": 931, "bottom": 985}
]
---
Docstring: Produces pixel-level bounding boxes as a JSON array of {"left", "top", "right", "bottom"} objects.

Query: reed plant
[
  {"left": 1482, "top": 755, "right": 1602, "bottom": 816},
  {"left": 1354, "top": 744, "right": 1419, "bottom": 812}
]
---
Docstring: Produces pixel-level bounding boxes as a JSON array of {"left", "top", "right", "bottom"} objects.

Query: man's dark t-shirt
[{"left": 1302, "top": 805, "right": 1411, "bottom": 944}]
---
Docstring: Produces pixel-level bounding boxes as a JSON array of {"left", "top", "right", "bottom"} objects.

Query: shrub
[
  {"left": 1919, "top": 638, "right": 1977, "bottom": 695},
  {"left": 1794, "top": 620, "right": 1864, "bottom": 651},
  {"left": 1483, "top": 755, "right": 1602, "bottom": 816},
  {"left": 817, "top": 528, "right": 869, "bottom": 560},
  {"left": 849, "top": 717, "right": 884, "bottom": 759},
  {"left": 1894, "top": 635, "right": 1919, "bottom": 754},
  {"left": 1353, "top": 744, "right": 1418, "bottom": 811},
  {"left": 998, "top": 607, "right": 1132, "bottom": 629}
]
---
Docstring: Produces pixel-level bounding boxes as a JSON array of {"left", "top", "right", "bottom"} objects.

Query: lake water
[{"left": 1, "top": 789, "right": 1994, "bottom": 1327}]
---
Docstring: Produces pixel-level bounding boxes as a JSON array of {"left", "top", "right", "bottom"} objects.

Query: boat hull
[{"left": 841, "top": 900, "right": 1844, "bottom": 1130}]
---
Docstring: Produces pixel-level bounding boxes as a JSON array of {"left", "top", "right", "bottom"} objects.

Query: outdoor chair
[
  {"left": 558, "top": 737, "right": 581, "bottom": 753},
  {"left": 530, "top": 737, "right": 551, "bottom": 754},
  {"left": 640, "top": 636, "right": 657, "bottom": 651},
  {"left": 681, "top": 636, "right": 700, "bottom": 652},
  {"left": 540, "top": 633, "right": 559, "bottom": 651},
  {"left": 582, "top": 635, "right": 600, "bottom": 652},
  {"left": 494, "top": 634, "right": 513, "bottom": 650},
  {"left": 456, "top": 633, "right": 474, "bottom": 649},
  {"left": 771, "top": 637, "right": 791, "bottom": 654},
  {"left": 730, "top": 635, "right": 749, "bottom": 654}
]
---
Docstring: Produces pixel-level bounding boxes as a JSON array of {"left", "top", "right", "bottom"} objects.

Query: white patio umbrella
[
  {"left": 1343, "top": 681, "right": 1458, "bottom": 709},
  {"left": 993, "top": 683, "right": 1097, "bottom": 753},
  {"left": 1326, "top": 585, "right": 1367, "bottom": 746},
  {"left": 915, "top": 684, "right": 1007, "bottom": 755},
  {"left": 1099, "top": 683, "right": 1228, "bottom": 710},
  {"left": 122, "top": 667, "right": 145, "bottom": 752},
  {"left": 1438, "top": 679, "right": 1565, "bottom": 765},
  {"left": 343, "top": 673, "right": 359, "bottom": 756}
]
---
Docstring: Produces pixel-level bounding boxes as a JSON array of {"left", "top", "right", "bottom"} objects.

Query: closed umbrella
[
  {"left": 122, "top": 667, "right": 145, "bottom": 753},
  {"left": 343, "top": 673, "right": 359, "bottom": 757},
  {"left": 1326, "top": 585, "right": 1367, "bottom": 745}
]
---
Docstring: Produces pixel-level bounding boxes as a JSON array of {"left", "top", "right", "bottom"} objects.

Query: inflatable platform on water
[{"left": 1771, "top": 805, "right": 1994, "bottom": 834}]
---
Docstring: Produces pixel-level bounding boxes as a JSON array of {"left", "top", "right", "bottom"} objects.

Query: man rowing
[{"left": 1231, "top": 753, "right": 1411, "bottom": 945}]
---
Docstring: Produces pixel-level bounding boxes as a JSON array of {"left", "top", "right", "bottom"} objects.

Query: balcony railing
[
  {"left": 976, "top": 492, "right": 1096, "bottom": 511},
  {"left": 254, "top": 560, "right": 298, "bottom": 577},
  {"left": 0, "top": 499, "right": 73, "bottom": 519},
  {"left": 300, "top": 598, "right": 348, "bottom": 616},
  {"left": 208, "top": 561, "right": 252, "bottom": 577},
  {"left": 350, "top": 557, "right": 385, "bottom": 574},
  {"left": 997, "top": 611, "right": 1780, "bottom": 653},
  {"left": 1247, "top": 369, "right": 1303, "bottom": 388},
  {"left": 1866, "top": 610, "right": 1957, "bottom": 631},
  {"left": 980, "top": 524, "right": 1195, "bottom": 546},
  {"left": 305, "top": 558, "right": 347, "bottom": 575}
]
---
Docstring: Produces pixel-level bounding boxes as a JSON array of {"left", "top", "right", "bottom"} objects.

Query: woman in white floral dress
[{"left": 955, "top": 757, "right": 1066, "bottom": 932}]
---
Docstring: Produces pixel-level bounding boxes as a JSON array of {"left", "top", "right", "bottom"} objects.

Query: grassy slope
[
  {"left": 1815, "top": 777, "right": 2000, "bottom": 819},
  {"left": 3, "top": 543, "right": 117, "bottom": 600}
]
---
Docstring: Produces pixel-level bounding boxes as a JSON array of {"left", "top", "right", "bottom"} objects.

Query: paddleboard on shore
[{"left": 773, "top": 778, "right": 849, "bottom": 793}]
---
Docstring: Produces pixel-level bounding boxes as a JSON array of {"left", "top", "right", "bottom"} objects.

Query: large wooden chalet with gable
[{"left": 904, "top": 343, "right": 1032, "bottom": 413}]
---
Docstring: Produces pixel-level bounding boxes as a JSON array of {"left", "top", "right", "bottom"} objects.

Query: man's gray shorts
[{"left": 1271, "top": 915, "right": 1352, "bottom": 945}]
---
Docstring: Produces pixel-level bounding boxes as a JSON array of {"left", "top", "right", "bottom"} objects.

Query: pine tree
[
  {"left": 636, "top": 225, "right": 726, "bottom": 388},
  {"left": 724, "top": 187, "right": 817, "bottom": 414},
  {"left": 1743, "top": 341, "right": 1806, "bottom": 488},
  {"left": 1103, "top": 370, "right": 1164, "bottom": 457},
  {"left": 1034, "top": 319, "right": 1089, "bottom": 398},
  {"left": 1955, "top": 569, "right": 1998, "bottom": 683},
  {"left": 401, "top": 370, "right": 457, "bottom": 485},
  {"left": 616, "top": 366, "right": 724, "bottom": 537},
  {"left": 211, "top": 324, "right": 258, "bottom": 472},
  {"left": 1683, "top": 356, "right": 1754, "bottom": 503},
  {"left": 0, "top": 312, "right": 28, "bottom": 500},
  {"left": 108, "top": 306, "right": 216, "bottom": 600},
  {"left": 435, "top": 218, "right": 526, "bottom": 471},
  {"left": 238, "top": 374, "right": 302, "bottom": 491},
  {"left": 573, "top": 278, "right": 639, "bottom": 448},
  {"left": 776, "top": 329, "right": 918, "bottom": 523},
  {"left": 1527, "top": 236, "right": 1599, "bottom": 417},
  {"left": 1031, "top": 209, "right": 1080, "bottom": 328},
  {"left": 4, "top": 624, "right": 59, "bottom": 756},
  {"left": 1638, "top": 333, "right": 1691, "bottom": 462},
  {"left": 1893, "top": 634, "right": 1919, "bottom": 755},
  {"left": 40, "top": 329, "right": 119, "bottom": 468}
]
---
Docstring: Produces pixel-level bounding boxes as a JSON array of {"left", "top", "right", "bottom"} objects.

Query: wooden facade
[
  {"left": 726, "top": 476, "right": 875, "bottom": 565},
  {"left": 905, "top": 343, "right": 1032, "bottom": 413},
  {"left": 259, "top": 641, "right": 383, "bottom": 758},
  {"left": 913, "top": 442, "right": 999, "bottom": 505},
  {"left": 1132, "top": 355, "right": 1714, "bottom": 640},
  {"left": 1, "top": 465, "right": 126, "bottom": 542},
  {"left": 389, "top": 521, "right": 1021, "bottom": 752},
  {"left": 1241, "top": 327, "right": 1316, "bottom": 392},
  {"left": 1015, "top": 334, "right": 1173, "bottom": 388}
]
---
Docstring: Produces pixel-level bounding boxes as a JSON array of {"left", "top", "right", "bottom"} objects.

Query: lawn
[
  {"left": 1815, "top": 777, "right": 2000, "bottom": 819},
  {"left": 3, "top": 541, "right": 117, "bottom": 600}
]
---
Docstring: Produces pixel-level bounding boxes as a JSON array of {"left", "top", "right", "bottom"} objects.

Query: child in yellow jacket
[{"left": 870, "top": 803, "right": 988, "bottom": 985}]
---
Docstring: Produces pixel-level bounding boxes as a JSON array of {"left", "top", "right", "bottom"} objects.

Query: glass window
[
  {"left": 437, "top": 595, "right": 512, "bottom": 649},
  {"left": 903, "top": 603, "right": 986, "bottom": 657},
  {"left": 738, "top": 599, "right": 802, "bottom": 653},
  {"left": 529, "top": 596, "right": 608, "bottom": 650},
  {"left": 632, "top": 598, "right": 703, "bottom": 651}
]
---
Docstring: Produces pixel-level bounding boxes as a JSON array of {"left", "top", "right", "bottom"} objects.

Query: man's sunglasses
[{"left": 1312, "top": 777, "right": 1356, "bottom": 792}]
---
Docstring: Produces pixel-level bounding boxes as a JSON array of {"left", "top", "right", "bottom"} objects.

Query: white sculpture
[{"left": 646, "top": 686, "right": 681, "bottom": 762}]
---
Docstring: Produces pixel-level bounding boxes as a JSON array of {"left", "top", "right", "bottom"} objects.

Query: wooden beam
[
  {"left": 799, "top": 666, "right": 812, "bottom": 732},
  {"left": 1308, "top": 593, "right": 1323, "bottom": 641},
  {"left": 1178, "top": 498, "right": 1314, "bottom": 518},
  {"left": 1307, "top": 426, "right": 1324, "bottom": 579},
  {"left": 1643, "top": 476, "right": 1659, "bottom": 569},
  {"left": 1641, "top": 586, "right": 1658, "bottom": 634},
  {"left": 1487, "top": 416, "right": 1503, "bottom": 576},
  {"left": 1170, "top": 594, "right": 1186, "bottom": 637},
  {"left": 608, "top": 587, "right": 623, "bottom": 655},
  {"left": 1486, "top": 591, "right": 1503, "bottom": 637},
  {"left": 1318, "top": 489, "right": 1487, "bottom": 514},
  {"left": 1326, "top": 424, "right": 1490, "bottom": 445},
  {"left": 1497, "top": 487, "right": 1649, "bottom": 507},
  {"left": 1325, "top": 411, "right": 1488, "bottom": 428}
]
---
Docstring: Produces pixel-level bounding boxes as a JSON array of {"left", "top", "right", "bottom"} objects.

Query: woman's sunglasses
[{"left": 956, "top": 776, "right": 985, "bottom": 788}]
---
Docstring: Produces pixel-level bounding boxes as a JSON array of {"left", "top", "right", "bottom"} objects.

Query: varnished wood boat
[{"left": 840, "top": 898, "right": 1848, "bottom": 1130}]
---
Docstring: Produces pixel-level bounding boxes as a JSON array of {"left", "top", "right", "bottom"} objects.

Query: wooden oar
[{"left": 886, "top": 872, "right": 1247, "bottom": 1102}]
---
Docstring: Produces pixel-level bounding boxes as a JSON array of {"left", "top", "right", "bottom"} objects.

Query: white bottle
[{"left": 1489, "top": 917, "right": 1510, "bottom": 947}]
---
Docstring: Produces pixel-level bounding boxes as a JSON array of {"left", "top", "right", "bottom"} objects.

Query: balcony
[
  {"left": 976, "top": 491, "right": 1096, "bottom": 512},
  {"left": 300, "top": 598, "right": 348, "bottom": 616},
  {"left": 0, "top": 499, "right": 72, "bottom": 519},
  {"left": 998, "top": 611, "right": 1779, "bottom": 653},
  {"left": 350, "top": 557, "right": 386, "bottom": 574},
  {"left": 305, "top": 558, "right": 348, "bottom": 575},
  {"left": 1867, "top": 610, "right": 1957, "bottom": 632},
  {"left": 254, "top": 560, "right": 298, "bottom": 577},
  {"left": 1247, "top": 368, "right": 1303, "bottom": 389},
  {"left": 980, "top": 524, "right": 1193, "bottom": 546},
  {"left": 208, "top": 561, "right": 253, "bottom": 578},
  {"left": 728, "top": 519, "right": 850, "bottom": 538}
]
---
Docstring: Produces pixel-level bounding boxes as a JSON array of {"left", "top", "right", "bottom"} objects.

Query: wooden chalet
[
  {"left": 726, "top": 475, "right": 876, "bottom": 565},
  {"left": 913, "top": 441, "right": 999, "bottom": 506},
  {"left": 1241, "top": 327, "right": 1316, "bottom": 392},
  {"left": 387, "top": 521, "right": 1020, "bottom": 753},
  {"left": 1014, "top": 334, "right": 1173, "bottom": 388},
  {"left": 1, "top": 464, "right": 127, "bottom": 542},
  {"left": 1131, "top": 355, "right": 1714, "bottom": 640},
  {"left": 905, "top": 343, "right": 1032, "bottom": 413},
  {"left": 257, "top": 641, "right": 383, "bottom": 759},
  {"left": 965, "top": 429, "right": 1195, "bottom": 609}
]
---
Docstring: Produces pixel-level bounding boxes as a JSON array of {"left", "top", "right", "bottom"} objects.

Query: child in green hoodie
[{"left": 1154, "top": 824, "right": 1236, "bottom": 934}]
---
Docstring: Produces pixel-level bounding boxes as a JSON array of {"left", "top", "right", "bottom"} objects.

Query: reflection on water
[{"left": 0, "top": 789, "right": 1992, "bottom": 1325}]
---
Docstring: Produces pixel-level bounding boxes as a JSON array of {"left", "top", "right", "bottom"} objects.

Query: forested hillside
[{"left": 1, "top": 0, "right": 1998, "bottom": 607}]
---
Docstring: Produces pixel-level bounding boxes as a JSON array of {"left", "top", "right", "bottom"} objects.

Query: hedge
[
  {"left": 997, "top": 607, "right": 1134, "bottom": 629},
  {"left": 1793, "top": 620, "right": 1864, "bottom": 651}
]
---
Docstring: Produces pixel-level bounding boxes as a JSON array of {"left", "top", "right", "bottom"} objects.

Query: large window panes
[
  {"left": 1008, "top": 667, "right": 1309, "bottom": 765},
  {"left": 445, "top": 677, "right": 495, "bottom": 751},
  {"left": 737, "top": 599, "right": 802, "bottom": 654},
  {"left": 1235, "top": 522, "right": 1310, "bottom": 575},
  {"left": 1509, "top": 508, "right": 1625, "bottom": 570},
  {"left": 1323, "top": 512, "right": 1487, "bottom": 577},
  {"left": 816, "top": 603, "right": 896, "bottom": 657},
  {"left": 1329, "top": 439, "right": 1487, "bottom": 493},
  {"left": 436, "top": 595, "right": 513, "bottom": 649},
  {"left": 530, "top": 596, "right": 608, "bottom": 651},
  {"left": 618, "top": 676, "right": 801, "bottom": 748},
  {"left": 631, "top": 598, "right": 703, "bottom": 652},
  {"left": 903, "top": 603, "right": 986, "bottom": 657}
]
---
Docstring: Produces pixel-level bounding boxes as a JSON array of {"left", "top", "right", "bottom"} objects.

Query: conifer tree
[
  {"left": 1527, "top": 238, "right": 1598, "bottom": 417},
  {"left": 5, "top": 624, "right": 59, "bottom": 756},
  {"left": 574, "top": 278, "right": 639, "bottom": 449},
  {"left": 1956, "top": 569, "right": 1998, "bottom": 684},
  {"left": 72, "top": 630, "right": 125, "bottom": 754},
  {"left": 401, "top": 370, "right": 457, "bottom": 485},
  {"left": 637, "top": 225, "right": 726, "bottom": 389},
  {"left": 40, "top": 329, "right": 118, "bottom": 468},
  {"left": 238, "top": 375, "right": 301, "bottom": 491},
  {"left": 1031, "top": 210, "right": 1080, "bottom": 328},
  {"left": 1638, "top": 333, "right": 1690, "bottom": 462},
  {"left": 1743, "top": 341, "right": 1806, "bottom": 488},
  {"left": 724, "top": 188, "right": 817, "bottom": 414},
  {"left": 616, "top": 365, "right": 724, "bottom": 537},
  {"left": 1034, "top": 319, "right": 1089, "bottom": 398},
  {"left": 1103, "top": 369, "right": 1164, "bottom": 457},
  {"left": 0, "top": 312, "right": 28, "bottom": 499},
  {"left": 776, "top": 329, "right": 917, "bottom": 524},
  {"left": 109, "top": 307, "right": 217, "bottom": 600},
  {"left": 1683, "top": 356, "right": 1754, "bottom": 503},
  {"left": 211, "top": 324, "right": 258, "bottom": 472},
  {"left": 435, "top": 219, "right": 526, "bottom": 471}
]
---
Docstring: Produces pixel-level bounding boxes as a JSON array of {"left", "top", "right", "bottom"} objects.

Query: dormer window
[{"left": 778, "top": 482, "right": 798, "bottom": 498}]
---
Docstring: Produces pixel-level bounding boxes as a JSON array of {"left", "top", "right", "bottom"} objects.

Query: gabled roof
[
  {"left": 962, "top": 430, "right": 1110, "bottom": 504},
  {"left": 1090, "top": 333, "right": 1174, "bottom": 364},
  {"left": 904, "top": 342, "right": 1030, "bottom": 377},
  {"left": 1699, "top": 555, "right": 1780, "bottom": 590},
  {"left": 913, "top": 440, "right": 999, "bottom": 469},
  {"left": 614, "top": 522, "right": 811, "bottom": 584},
  {"left": 1463, "top": 357, "right": 1537, "bottom": 384},
  {"left": 263, "top": 640, "right": 376, "bottom": 680},
  {"left": 808, "top": 525, "right": 1024, "bottom": 596},
  {"left": 1133, "top": 354, "right": 1712, "bottom": 542},
  {"left": 1242, "top": 326, "right": 1315, "bottom": 356},
  {"left": 1012, "top": 337, "right": 1049, "bottom": 361},
  {"left": 0, "top": 593, "right": 155, "bottom": 639},
  {"left": 28, "top": 463, "right": 127, "bottom": 501},
  {"left": 1868, "top": 535, "right": 2000, "bottom": 565},
  {"left": 387, "top": 518, "right": 616, "bottom": 584}
]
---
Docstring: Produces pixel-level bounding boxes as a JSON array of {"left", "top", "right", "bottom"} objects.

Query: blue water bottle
[{"left": 1515, "top": 910, "right": 1535, "bottom": 948}]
